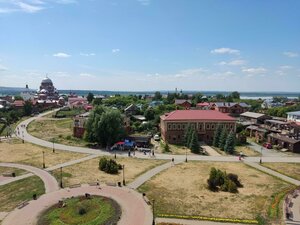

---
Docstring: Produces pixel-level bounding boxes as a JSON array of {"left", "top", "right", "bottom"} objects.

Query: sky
[{"left": 0, "top": 0, "right": 300, "bottom": 92}]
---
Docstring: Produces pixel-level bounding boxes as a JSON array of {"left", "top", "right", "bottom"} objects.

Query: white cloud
[
  {"left": 279, "top": 65, "right": 293, "bottom": 70},
  {"left": 218, "top": 59, "right": 246, "bottom": 66},
  {"left": 53, "top": 52, "right": 71, "bottom": 58},
  {"left": 53, "top": 71, "right": 70, "bottom": 77},
  {"left": 211, "top": 47, "right": 240, "bottom": 55},
  {"left": 283, "top": 52, "right": 299, "bottom": 58},
  {"left": 112, "top": 49, "right": 120, "bottom": 53},
  {"left": 79, "top": 73, "right": 95, "bottom": 78},
  {"left": 80, "top": 53, "right": 96, "bottom": 57},
  {"left": 0, "top": 64, "right": 8, "bottom": 71},
  {"left": 15, "top": 2, "right": 44, "bottom": 13},
  {"left": 137, "top": 0, "right": 150, "bottom": 6},
  {"left": 242, "top": 67, "right": 267, "bottom": 74}
]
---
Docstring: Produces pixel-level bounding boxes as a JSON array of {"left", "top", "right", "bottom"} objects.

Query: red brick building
[
  {"left": 160, "top": 110, "right": 236, "bottom": 144},
  {"left": 175, "top": 99, "right": 192, "bottom": 109},
  {"left": 210, "top": 102, "right": 250, "bottom": 115}
]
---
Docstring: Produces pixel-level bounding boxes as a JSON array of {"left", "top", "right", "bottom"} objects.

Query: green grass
[
  {"left": 55, "top": 109, "right": 85, "bottom": 118},
  {"left": 0, "top": 176, "right": 45, "bottom": 211},
  {"left": 37, "top": 196, "right": 121, "bottom": 225},
  {"left": 0, "top": 167, "right": 27, "bottom": 176}
]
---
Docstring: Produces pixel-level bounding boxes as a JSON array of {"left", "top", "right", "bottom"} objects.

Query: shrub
[
  {"left": 227, "top": 173, "right": 243, "bottom": 188},
  {"left": 227, "top": 180, "right": 238, "bottom": 193},
  {"left": 164, "top": 143, "right": 170, "bottom": 152},
  {"left": 99, "top": 158, "right": 121, "bottom": 174}
]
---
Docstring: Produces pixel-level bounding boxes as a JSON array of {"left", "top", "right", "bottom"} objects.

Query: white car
[{"left": 154, "top": 134, "right": 160, "bottom": 141}]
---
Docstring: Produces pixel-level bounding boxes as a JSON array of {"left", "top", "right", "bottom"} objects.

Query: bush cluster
[
  {"left": 99, "top": 158, "right": 122, "bottom": 174},
  {"left": 207, "top": 167, "right": 243, "bottom": 193}
]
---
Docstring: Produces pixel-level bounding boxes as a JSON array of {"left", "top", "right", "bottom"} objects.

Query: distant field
[
  {"left": 138, "top": 161, "right": 293, "bottom": 221},
  {"left": 28, "top": 118, "right": 89, "bottom": 147}
]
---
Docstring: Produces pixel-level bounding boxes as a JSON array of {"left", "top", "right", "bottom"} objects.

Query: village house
[
  {"left": 160, "top": 110, "right": 236, "bottom": 145},
  {"left": 210, "top": 102, "right": 250, "bottom": 115},
  {"left": 287, "top": 111, "right": 300, "bottom": 125},
  {"left": 175, "top": 99, "right": 192, "bottom": 109}
]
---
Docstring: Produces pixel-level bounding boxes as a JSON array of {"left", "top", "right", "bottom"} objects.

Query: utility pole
[
  {"left": 185, "top": 148, "right": 188, "bottom": 163},
  {"left": 152, "top": 199, "right": 155, "bottom": 225},
  {"left": 60, "top": 167, "right": 63, "bottom": 188},
  {"left": 52, "top": 139, "right": 55, "bottom": 153},
  {"left": 122, "top": 165, "right": 125, "bottom": 186},
  {"left": 42, "top": 151, "right": 45, "bottom": 168}
]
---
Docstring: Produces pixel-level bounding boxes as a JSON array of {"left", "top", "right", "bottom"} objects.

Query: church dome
[{"left": 41, "top": 77, "right": 53, "bottom": 84}]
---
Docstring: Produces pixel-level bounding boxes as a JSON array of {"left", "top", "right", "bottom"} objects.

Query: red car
[{"left": 263, "top": 143, "right": 272, "bottom": 149}]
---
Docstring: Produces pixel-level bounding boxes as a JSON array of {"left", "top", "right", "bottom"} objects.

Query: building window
[
  {"left": 206, "top": 124, "right": 210, "bottom": 130},
  {"left": 182, "top": 124, "right": 186, "bottom": 130},
  {"left": 211, "top": 124, "right": 215, "bottom": 130},
  {"left": 168, "top": 124, "right": 171, "bottom": 130},
  {"left": 173, "top": 124, "right": 176, "bottom": 130},
  {"left": 177, "top": 124, "right": 181, "bottom": 130},
  {"left": 230, "top": 124, "right": 233, "bottom": 129},
  {"left": 198, "top": 123, "right": 202, "bottom": 130}
]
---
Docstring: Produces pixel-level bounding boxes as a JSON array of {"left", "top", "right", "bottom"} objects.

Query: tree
[
  {"left": 153, "top": 91, "right": 162, "bottom": 100},
  {"left": 215, "top": 94, "right": 225, "bottom": 100},
  {"left": 192, "top": 92, "right": 203, "bottom": 104},
  {"left": 218, "top": 127, "right": 228, "bottom": 150},
  {"left": 87, "top": 92, "right": 94, "bottom": 103},
  {"left": 212, "top": 124, "right": 222, "bottom": 147},
  {"left": 84, "top": 106, "right": 106, "bottom": 142},
  {"left": 230, "top": 91, "right": 240, "bottom": 99},
  {"left": 164, "top": 142, "right": 170, "bottom": 152},
  {"left": 94, "top": 109, "right": 126, "bottom": 147},
  {"left": 93, "top": 98, "right": 102, "bottom": 105},
  {"left": 183, "top": 124, "right": 191, "bottom": 147},
  {"left": 144, "top": 108, "right": 155, "bottom": 120},
  {"left": 224, "top": 131, "right": 236, "bottom": 154},
  {"left": 23, "top": 100, "right": 33, "bottom": 116},
  {"left": 14, "top": 96, "right": 23, "bottom": 100},
  {"left": 185, "top": 126, "right": 194, "bottom": 148},
  {"left": 189, "top": 130, "right": 200, "bottom": 154}
]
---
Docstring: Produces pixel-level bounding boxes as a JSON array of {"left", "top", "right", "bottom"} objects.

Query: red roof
[
  {"left": 161, "top": 110, "right": 235, "bottom": 121},
  {"left": 197, "top": 102, "right": 210, "bottom": 106},
  {"left": 13, "top": 100, "right": 25, "bottom": 107}
]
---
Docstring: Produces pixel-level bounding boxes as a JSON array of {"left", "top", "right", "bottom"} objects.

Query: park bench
[
  {"left": 88, "top": 182, "right": 98, "bottom": 186},
  {"left": 2, "top": 172, "right": 16, "bottom": 177},
  {"left": 17, "top": 200, "right": 29, "bottom": 209},
  {"left": 106, "top": 182, "right": 116, "bottom": 187},
  {"left": 69, "top": 183, "right": 81, "bottom": 189}
]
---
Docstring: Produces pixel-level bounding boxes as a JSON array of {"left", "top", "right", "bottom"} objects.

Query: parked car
[
  {"left": 263, "top": 143, "right": 272, "bottom": 149},
  {"left": 154, "top": 134, "right": 160, "bottom": 141}
]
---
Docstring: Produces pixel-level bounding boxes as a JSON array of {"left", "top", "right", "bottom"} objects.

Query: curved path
[
  {"left": 0, "top": 163, "right": 59, "bottom": 193},
  {"left": 16, "top": 110, "right": 300, "bottom": 163},
  {"left": 2, "top": 185, "right": 152, "bottom": 225}
]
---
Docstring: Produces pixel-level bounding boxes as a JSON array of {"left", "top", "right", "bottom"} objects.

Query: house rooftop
[
  {"left": 240, "top": 111, "right": 266, "bottom": 119},
  {"left": 287, "top": 111, "right": 300, "bottom": 116},
  {"left": 161, "top": 110, "right": 235, "bottom": 121}
]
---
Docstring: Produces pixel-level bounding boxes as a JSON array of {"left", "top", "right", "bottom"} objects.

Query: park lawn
[
  {"left": 0, "top": 176, "right": 45, "bottom": 211},
  {"left": 28, "top": 118, "right": 89, "bottom": 147},
  {"left": 154, "top": 140, "right": 193, "bottom": 155},
  {"left": 138, "top": 161, "right": 293, "bottom": 220},
  {"left": 51, "top": 157, "right": 166, "bottom": 187},
  {"left": 0, "top": 167, "right": 26, "bottom": 176},
  {"left": 0, "top": 138, "right": 87, "bottom": 168},
  {"left": 262, "top": 163, "right": 300, "bottom": 181},
  {"left": 37, "top": 196, "right": 120, "bottom": 225}
]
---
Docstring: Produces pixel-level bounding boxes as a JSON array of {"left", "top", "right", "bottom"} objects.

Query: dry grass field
[
  {"left": 263, "top": 163, "right": 300, "bottom": 181},
  {"left": 27, "top": 118, "right": 89, "bottom": 147},
  {"left": 0, "top": 167, "right": 26, "bottom": 176},
  {"left": 138, "top": 161, "right": 293, "bottom": 220},
  {"left": 51, "top": 157, "right": 166, "bottom": 186},
  {"left": 0, "top": 138, "right": 86, "bottom": 168}
]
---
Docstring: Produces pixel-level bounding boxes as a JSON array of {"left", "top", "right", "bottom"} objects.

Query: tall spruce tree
[
  {"left": 213, "top": 124, "right": 222, "bottom": 147},
  {"left": 218, "top": 127, "right": 228, "bottom": 150},
  {"left": 224, "top": 131, "right": 236, "bottom": 154},
  {"left": 186, "top": 126, "right": 194, "bottom": 148},
  {"left": 189, "top": 130, "right": 200, "bottom": 154},
  {"left": 183, "top": 124, "right": 191, "bottom": 147}
]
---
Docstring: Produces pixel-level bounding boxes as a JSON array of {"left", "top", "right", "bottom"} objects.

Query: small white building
[{"left": 287, "top": 111, "right": 300, "bottom": 124}]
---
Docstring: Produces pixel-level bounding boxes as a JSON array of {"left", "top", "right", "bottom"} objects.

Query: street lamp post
[
  {"left": 260, "top": 147, "right": 263, "bottom": 164},
  {"left": 42, "top": 151, "right": 45, "bottom": 168},
  {"left": 52, "top": 139, "right": 55, "bottom": 153},
  {"left": 122, "top": 165, "right": 125, "bottom": 186},
  {"left": 22, "top": 131, "right": 24, "bottom": 143},
  {"left": 185, "top": 148, "right": 187, "bottom": 163},
  {"left": 152, "top": 199, "right": 155, "bottom": 225},
  {"left": 60, "top": 167, "right": 63, "bottom": 188},
  {"left": 114, "top": 149, "right": 116, "bottom": 159}
]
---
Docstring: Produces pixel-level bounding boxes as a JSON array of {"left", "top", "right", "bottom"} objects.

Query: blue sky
[{"left": 0, "top": 0, "right": 299, "bottom": 92}]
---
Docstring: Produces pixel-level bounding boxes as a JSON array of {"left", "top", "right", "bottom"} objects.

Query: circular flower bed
[{"left": 37, "top": 195, "right": 121, "bottom": 225}]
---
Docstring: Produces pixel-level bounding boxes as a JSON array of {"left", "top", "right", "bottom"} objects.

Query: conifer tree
[
  {"left": 183, "top": 124, "right": 191, "bottom": 147},
  {"left": 218, "top": 127, "right": 228, "bottom": 150},
  {"left": 189, "top": 130, "right": 200, "bottom": 154},
  {"left": 186, "top": 126, "right": 194, "bottom": 148},
  {"left": 213, "top": 124, "right": 222, "bottom": 147},
  {"left": 224, "top": 131, "right": 236, "bottom": 154}
]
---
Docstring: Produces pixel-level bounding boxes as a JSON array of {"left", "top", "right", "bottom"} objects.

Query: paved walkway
[
  {"left": 248, "top": 141, "right": 287, "bottom": 157},
  {"left": 0, "top": 163, "right": 59, "bottom": 193},
  {"left": 243, "top": 161, "right": 300, "bottom": 186},
  {"left": 201, "top": 145, "right": 221, "bottom": 156},
  {"left": 0, "top": 173, "right": 33, "bottom": 186},
  {"left": 128, "top": 160, "right": 183, "bottom": 189},
  {"left": 2, "top": 185, "right": 152, "bottom": 225},
  {"left": 156, "top": 218, "right": 245, "bottom": 225}
]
